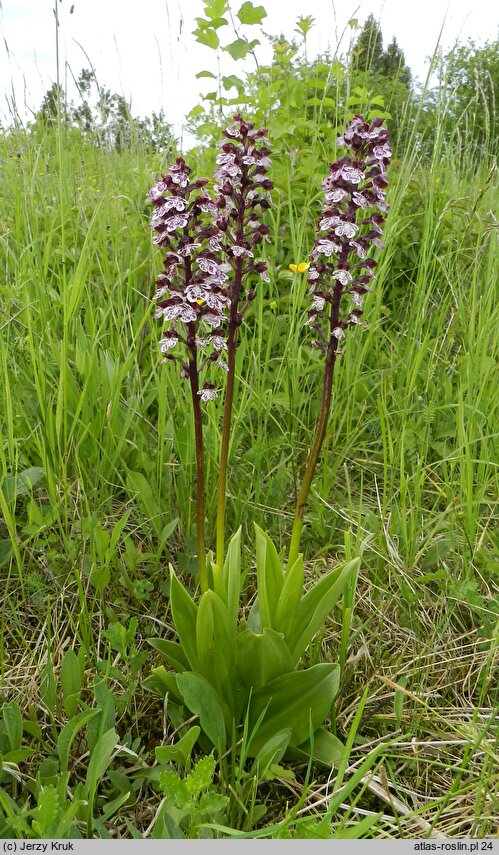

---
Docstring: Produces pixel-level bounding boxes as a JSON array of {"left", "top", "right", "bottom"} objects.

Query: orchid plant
[{"left": 145, "top": 114, "right": 390, "bottom": 765}]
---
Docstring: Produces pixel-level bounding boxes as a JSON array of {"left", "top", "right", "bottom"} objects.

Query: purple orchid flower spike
[
  {"left": 288, "top": 115, "right": 391, "bottom": 566},
  {"left": 148, "top": 157, "right": 228, "bottom": 591}
]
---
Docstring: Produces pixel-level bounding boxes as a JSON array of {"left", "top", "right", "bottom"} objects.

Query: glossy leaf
[
  {"left": 176, "top": 672, "right": 227, "bottom": 754},
  {"left": 57, "top": 709, "right": 101, "bottom": 774},
  {"left": 252, "top": 728, "right": 291, "bottom": 778},
  {"left": 142, "top": 666, "right": 183, "bottom": 703},
  {"left": 290, "top": 558, "right": 360, "bottom": 663},
  {"left": 287, "top": 726, "right": 345, "bottom": 767},
  {"left": 273, "top": 553, "right": 304, "bottom": 641},
  {"left": 248, "top": 663, "right": 340, "bottom": 753},
  {"left": 196, "top": 590, "right": 237, "bottom": 704},
  {"left": 84, "top": 727, "right": 119, "bottom": 798},
  {"left": 170, "top": 571, "right": 199, "bottom": 671},
  {"left": 223, "top": 526, "right": 242, "bottom": 628},
  {"left": 235, "top": 627, "right": 293, "bottom": 691},
  {"left": 254, "top": 524, "right": 284, "bottom": 629},
  {"left": 148, "top": 638, "right": 189, "bottom": 673}
]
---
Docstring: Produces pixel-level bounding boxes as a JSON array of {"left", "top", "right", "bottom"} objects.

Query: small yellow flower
[{"left": 289, "top": 262, "right": 310, "bottom": 273}]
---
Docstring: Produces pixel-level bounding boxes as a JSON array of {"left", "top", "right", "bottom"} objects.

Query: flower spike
[{"left": 288, "top": 115, "right": 390, "bottom": 567}]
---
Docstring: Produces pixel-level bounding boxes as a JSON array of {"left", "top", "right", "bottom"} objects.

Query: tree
[
  {"left": 37, "top": 83, "right": 68, "bottom": 126},
  {"left": 352, "top": 14, "right": 384, "bottom": 75},
  {"left": 380, "top": 37, "right": 411, "bottom": 87}
]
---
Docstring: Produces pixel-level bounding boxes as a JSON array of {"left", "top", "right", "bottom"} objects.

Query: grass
[{"left": 0, "top": 63, "right": 497, "bottom": 837}]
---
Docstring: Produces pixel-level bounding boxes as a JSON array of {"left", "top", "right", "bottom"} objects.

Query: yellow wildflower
[{"left": 289, "top": 262, "right": 310, "bottom": 273}]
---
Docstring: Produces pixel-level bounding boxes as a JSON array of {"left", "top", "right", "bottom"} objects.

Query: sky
[{"left": 0, "top": 0, "right": 497, "bottom": 137}]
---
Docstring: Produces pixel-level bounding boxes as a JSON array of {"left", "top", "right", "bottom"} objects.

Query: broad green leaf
[
  {"left": 222, "top": 75, "right": 244, "bottom": 93},
  {"left": 273, "top": 554, "right": 304, "bottom": 641},
  {"left": 57, "top": 709, "right": 101, "bottom": 774},
  {"left": 196, "top": 591, "right": 237, "bottom": 708},
  {"left": 176, "top": 672, "right": 227, "bottom": 754},
  {"left": 2, "top": 748, "right": 34, "bottom": 763},
  {"left": 254, "top": 524, "right": 284, "bottom": 629},
  {"left": 2, "top": 703, "right": 22, "bottom": 752},
  {"left": 40, "top": 660, "right": 57, "bottom": 715},
  {"left": 148, "top": 638, "right": 189, "bottom": 672},
  {"left": 170, "top": 572, "right": 199, "bottom": 671},
  {"left": 237, "top": 1, "right": 267, "bottom": 25},
  {"left": 422, "top": 538, "right": 454, "bottom": 569},
  {"left": 224, "top": 38, "right": 259, "bottom": 60},
  {"left": 252, "top": 728, "right": 291, "bottom": 779},
  {"left": 53, "top": 799, "right": 86, "bottom": 839},
  {"left": 109, "top": 510, "right": 132, "bottom": 555},
  {"left": 196, "top": 70, "right": 217, "bottom": 79},
  {"left": 84, "top": 727, "right": 119, "bottom": 798},
  {"left": 248, "top": 663, "right": 340, "bottom": 753},
  {"left": 235, "top": 628, "right": 293, "bottom": 691},
  {"left": 204, "top": 0, "right": 229, "bottom": 18},
  {"left": 142, "top": 666, "right": 183, "bottom": 702},
  {"left": 287, "top": 726, "right": 345, "bottom": 767},
  {"left": 159, "top": 517, "right": 179, "bottom": 550},
  {"left": 290, "top": 558, "right": 359, "bottom": 663},
  {"left": 85, "top": 727, "right": 119, "bottom": 834},
  {"left": 223, "top": 526, "right": 242, "bottom": 629},
  {"left": 98, "top": 790, "right": 132, "bottom": 824},
  {"left": 0, "top": 466, "right": 45, "bottom": 503},
  {"left": 367, "top": 109, "right": 391, "bottom": 120},
  {"left": 155, "top": 726, "right": 200, "bottom": 767},
  {"left": 210, "top": 560, "right": 225, "bottom": 602},
  {"left": 194, "top": 27, "right": 219, "bottom": 50},
  {"left": 205, "top": 16, "right": 228, "bottom": 29},
  {"left": 60, "top": 649, "right": 81, "bottom": 717},
  {"left": 87, "top": 680, "right": 116, "bottom": 754}
]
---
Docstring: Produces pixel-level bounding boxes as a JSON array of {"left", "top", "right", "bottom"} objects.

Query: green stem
[
  {"left": 288, "top": 282, "right": 343, "bottom": 567},
  {"left": 216, "top": 257, "right": 243, "bottom": 567},
  {"left": 187, "top": 327, "right": 207, "bottom": 592},
  {"left": 288, "top": 347, "right": 337, "bottom": 567}
]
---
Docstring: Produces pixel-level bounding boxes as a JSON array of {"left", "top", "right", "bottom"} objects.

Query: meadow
[{"left": 0, "top": 6, "right": 497, "bottom": 839}]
